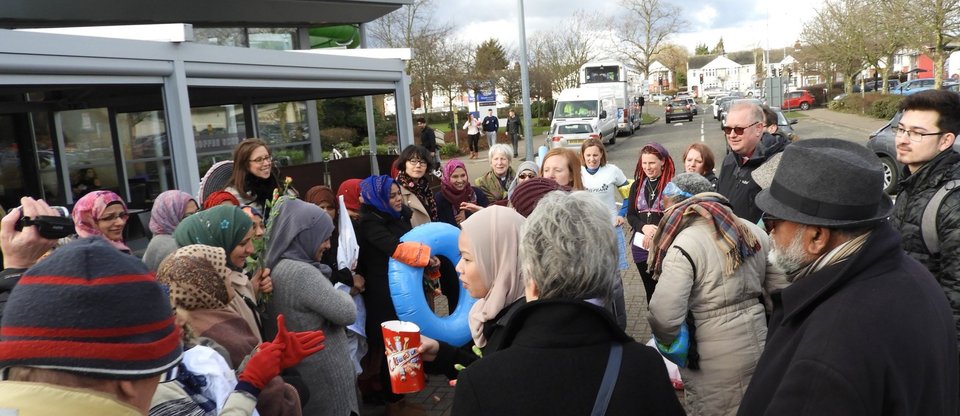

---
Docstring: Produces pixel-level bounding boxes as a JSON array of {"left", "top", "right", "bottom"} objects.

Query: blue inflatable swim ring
[{"left": 389, "top": 222, "right": 476, "bottom": 346}]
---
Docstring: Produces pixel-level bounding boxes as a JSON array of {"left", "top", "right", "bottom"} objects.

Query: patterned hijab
[
  {"left": 337, "top": 179, "right": 362, "bottom": 212},
  {"left": 360, "top": 175, "right": 400, "bottom": 218},
  {"left": 265, "top": 198, "right": 334, "bottom": 274},
  {"left": 440, "top": 159, "right": 476, "bottom": 212},
  {"left": 173, "top": 205, "right": 253, "bottom": 261},
  {"left": 150, "top": 190, "right": 196, "bottom": 235},
  {"left": 461, "top": 206, "right": 526, "bottom": 347},
  {"left": 157, "top": 244, "right": 233, "bottom": 311},
  {"left": 71, "top": 190, "right": 129, "bottom": 252}
]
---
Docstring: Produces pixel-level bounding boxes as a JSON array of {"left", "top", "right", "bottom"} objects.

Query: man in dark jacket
[
  {"left": 505, "top": 109, "right": 521, "bottom": 157},
  {"left": 718, "top": 101, "right": 788, "bottom": 223},
  {"left": 889, "top": 90, "right": 960, "bottom": 355},
  {"left": 740, "top": 138, "right": 958, "bottom": 415},
  {"left": 481, "top": 109, "right": 499, "bottom": 150},
  {"left": 416, "top": 117, "right": 439, "bottom": 168}
]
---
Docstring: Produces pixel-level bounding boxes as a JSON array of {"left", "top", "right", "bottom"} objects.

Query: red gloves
[
  {"left": 271, "top": 314, "right": 326, "bottom": 369},
  {"left": 238, "top": 342, "right": 284, "bottom": 390},
  {"left": 392, "top": 242, "right": 431, "bottom": 267}
]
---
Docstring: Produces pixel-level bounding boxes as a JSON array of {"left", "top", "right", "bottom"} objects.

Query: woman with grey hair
[
  {"left": 646, "top": 172, "right": 783, "bottom": 416},
  {"left": 474, "top": 143, "right": 515, "bottom": 204},
  {"left": 451, "top": 191, "right": 684, "bottom": 416}
]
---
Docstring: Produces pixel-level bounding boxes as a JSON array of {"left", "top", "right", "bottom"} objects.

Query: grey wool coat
[{"left": 266, "top": 259, "right": 358, "bottom": 416}]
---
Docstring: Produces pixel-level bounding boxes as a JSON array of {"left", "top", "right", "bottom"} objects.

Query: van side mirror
[
  {"left": 600, "top": 110, "right": 607, "bottom": 119},
  {"left": 789, "top": 119, "right": 798, "bottom": 125}
]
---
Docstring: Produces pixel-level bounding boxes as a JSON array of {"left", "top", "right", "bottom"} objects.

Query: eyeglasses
[
  {"left": 721, "top": 122, "right": 760, "bottom": 136},
  {"left": 761, "top": 213, "right": 780, "bottom": 233},
  {"left": 250, "top": 155, "right": 273, "bottom": 165},
  {"left": 518, "top": 173, "right": 536, "bottom": 179},
  {"left": 894, "top": 126, "right": 945, "bottom": 142},
  {"left": 407, "top": 159, "right": 427, "bottom": 167},
  {"left": 97, "top": 212, "right": 129, "bottom": 223}
]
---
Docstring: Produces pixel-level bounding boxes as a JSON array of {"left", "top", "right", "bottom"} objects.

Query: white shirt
[{"left": 581, "top": 164, "right": 628, "bottom": 221}]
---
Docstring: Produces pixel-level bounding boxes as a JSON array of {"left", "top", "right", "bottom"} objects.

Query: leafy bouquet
[{"left": 246, "top": 176, "right": 294, "bottom": 305}]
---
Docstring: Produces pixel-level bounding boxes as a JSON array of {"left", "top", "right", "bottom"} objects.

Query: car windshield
[
  {"left": 670, "top": 100, "right": 686, "bottom": 106},
  {"left": 557, "top": 124, "right": 593, "bottom": 134},
  {"left": 555, "top": 100, "right": 598, "bottom": 118}
]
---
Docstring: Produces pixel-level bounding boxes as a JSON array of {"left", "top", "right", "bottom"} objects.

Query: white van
[{"left": 551, "top": 88, "right": 618, "bottom": 145}]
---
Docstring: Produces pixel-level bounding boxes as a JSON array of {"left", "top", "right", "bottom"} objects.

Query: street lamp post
[{"left": 517, "top": 0, "right": 535, "bottom": 161}]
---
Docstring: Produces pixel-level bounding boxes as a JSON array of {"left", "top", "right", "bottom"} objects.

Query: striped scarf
[
  {"left": 647, "top": 192, "right": 761, "bottom": 277},
  {"left": 788, "top": 230, "right": 871, "bottom": 283}
]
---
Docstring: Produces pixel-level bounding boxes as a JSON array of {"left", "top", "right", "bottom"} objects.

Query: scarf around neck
[
  {"left": 440, "top": 160, "right": 476, "bottom": 216},
  {"left": 647, "top": 192, "right": 761, "bottom": 277},
  {"left": 397, "top": 170, "right": 438, "bottom": 221},
  {"left": 787, "top": 230, "right": 871, "bottom": 283}
]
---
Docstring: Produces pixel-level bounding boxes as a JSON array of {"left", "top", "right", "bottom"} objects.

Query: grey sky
[{"left": 428, "top": 0, "right": 822, "bottom": 54}]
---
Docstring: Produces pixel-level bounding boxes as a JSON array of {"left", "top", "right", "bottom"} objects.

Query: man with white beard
[{"left": 737, "top": 138, "right": 958, "bottom": 415}]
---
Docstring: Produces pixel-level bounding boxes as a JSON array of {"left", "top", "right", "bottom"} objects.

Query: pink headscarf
[
  {"left": 461, "top": 206, "right": 526, "bottom": 347},
  {"left": 72, "top": 190, "right": 130, "bottom": 252},
  {"left": 440, "top": 159, "right": 476, "bottom": 213},
  {"left": 149, "top": 190, "right": 196, "bottom": 235}
]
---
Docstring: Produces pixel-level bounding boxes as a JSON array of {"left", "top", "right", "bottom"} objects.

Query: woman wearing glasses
[
  {"left": 579, "top": 138, "right": 630, "bottom": 329},
  {"left": 225, "top": 138, "right": 296, "bottom": 220},
  {"left": 435, "top": 159, "right": 489, "bottom": 227},
  {"left": 506, "top": 160, "right": 539, "bottom": 198},
  {"left": 395, "top": 144, "right": 439, "bottom": 227},
  {"left": 70, "top": 190, "right": 132, "bottom": 253}
]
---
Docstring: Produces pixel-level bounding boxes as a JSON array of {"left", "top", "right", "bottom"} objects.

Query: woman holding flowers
[{"left": 225, "top": 138, "right": 297, "bottom": 220}]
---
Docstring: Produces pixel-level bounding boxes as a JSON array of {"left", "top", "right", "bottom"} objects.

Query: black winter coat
[
  {"left": 425, "top": 297, "right": 526, "bottom": 380},
  {"left": 738, "top": 222, "right": 959, "bottom": 415},
  {"left": 717, "top": 132, "right": 788, "bottom": 223},
  {"left": 433, "top": 188, "right": 489, "bottom": 228},
  {"left": 890, "top": 149, "right": 960, "bottom": 348},
  {"left": 452, "top": 299, "right": 684, "bottom": 416},
  {"left": 357, "top": 204, "right": 412, "bottom": 343}
]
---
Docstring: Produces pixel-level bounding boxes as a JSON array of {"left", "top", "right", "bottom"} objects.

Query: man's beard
[{"left": 769, "top": 228, "right": 809, "bottom": 274}]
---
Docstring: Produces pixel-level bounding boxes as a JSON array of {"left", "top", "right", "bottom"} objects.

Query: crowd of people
[{"left": 0, "top": 91, "right": 959, "bottom": 416}]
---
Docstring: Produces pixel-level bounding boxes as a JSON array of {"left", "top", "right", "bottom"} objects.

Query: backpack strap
[
  {"left": 921, "top": 179, "right": 960, "bottom": 255},
  {"left": 590, "top": 343, "right": 623, "bottom": 416}
]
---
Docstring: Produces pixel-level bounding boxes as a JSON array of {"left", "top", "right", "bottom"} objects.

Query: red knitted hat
[{"left": 510, "top": 177, "right": 570, "bottom": 217}]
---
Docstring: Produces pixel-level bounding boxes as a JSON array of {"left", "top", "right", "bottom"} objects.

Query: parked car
[
  {"left": 648, "top": 93, "right": 671, "bottom": 102},
  {"left": 547, "top": 122, "right": 600, "bottom": 149},
  {"left": 744, "top": 88, "right": 763, "bottom": 98},
  {"left": 867, "top": 110, "right": 960, "bottom": 194},
  {"left": 782, "top": 90, "right": 814, "bottom": 110},
  {"left": 891, "top": 78, "right": 936, "bottom": 95},
  {"left": 664, "top": 99, "right": 694, "bottom": 123},
  {"left": 701, "top": 87, "right": 727, "bottom": 99}
]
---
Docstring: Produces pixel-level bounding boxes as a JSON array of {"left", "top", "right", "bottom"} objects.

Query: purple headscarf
[
  {"left": 360, "top": 175, "right": 400, "bottom": 218},
  {"left": 72, "top": 190, "right": 130, "bottom": 252},
  {"left": 440, "top": 159, "right": 476, "bottom": 212},
  {"left": 149, "top": 190, "right": 196, "bottom": 235}
]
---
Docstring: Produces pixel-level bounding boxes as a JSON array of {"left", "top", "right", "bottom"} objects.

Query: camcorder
[{"left": 14, "top": 205, "right": 75, "bottom": 239}]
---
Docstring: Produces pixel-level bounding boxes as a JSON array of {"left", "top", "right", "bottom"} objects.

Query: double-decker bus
[{"left": 579, "top": 61, "right": 644, "bottom": 136}]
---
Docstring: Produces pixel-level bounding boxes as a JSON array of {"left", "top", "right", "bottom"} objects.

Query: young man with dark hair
[
  {"left": 416, "top": 117, "right": 439, "bottom": 169},
  {"left": 890, "top": 89, "right": 960, "bottom": 357}
]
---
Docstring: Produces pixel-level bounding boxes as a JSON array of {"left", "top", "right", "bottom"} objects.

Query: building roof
[
  {"left": 688, "top": 55, "right": 716, "bottom": 70},
  {"left": 0, "top": 0, "right": 410, "bottom": 28}
]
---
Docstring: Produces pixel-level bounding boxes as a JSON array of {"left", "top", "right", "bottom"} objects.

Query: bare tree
[
  {"left": 528, "top": 11, "right": 601, "bottom": 96},
  {"left": 911, "top": 0, "right": 960, "bottom": 86},
  {"left": 369, "top": 0, "right": 454, "bottom": 115},
  {"left": 802, "top": 0, "right": 868, "bottom": 93},
  {"left": 859, "top": 0, "right": 913, "bottom": 93},
  {"left": 615, "top": 0, "right": 686, "bottom": 77}
]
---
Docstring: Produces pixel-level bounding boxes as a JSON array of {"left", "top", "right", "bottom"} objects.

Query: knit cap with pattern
[{"left": 0, "top": 237, "right": 182, "bottom": 379}]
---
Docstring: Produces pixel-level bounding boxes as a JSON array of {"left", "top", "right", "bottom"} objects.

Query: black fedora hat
[{"left": 755, "top": 138, "right": 892, "bottom": 228}]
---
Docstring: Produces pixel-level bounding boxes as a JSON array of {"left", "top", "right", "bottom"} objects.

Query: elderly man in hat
[{"left": 738, "top": 139, "right": 958, "bottom": 415}]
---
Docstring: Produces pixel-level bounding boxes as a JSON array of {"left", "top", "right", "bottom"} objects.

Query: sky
[{"left": 430, "top": 0, "right": 824, "bottom": 57}]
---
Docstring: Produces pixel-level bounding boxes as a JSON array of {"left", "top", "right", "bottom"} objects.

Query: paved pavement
[{"left": 799, "top": 108, "right": 888, "bottom": 136}]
